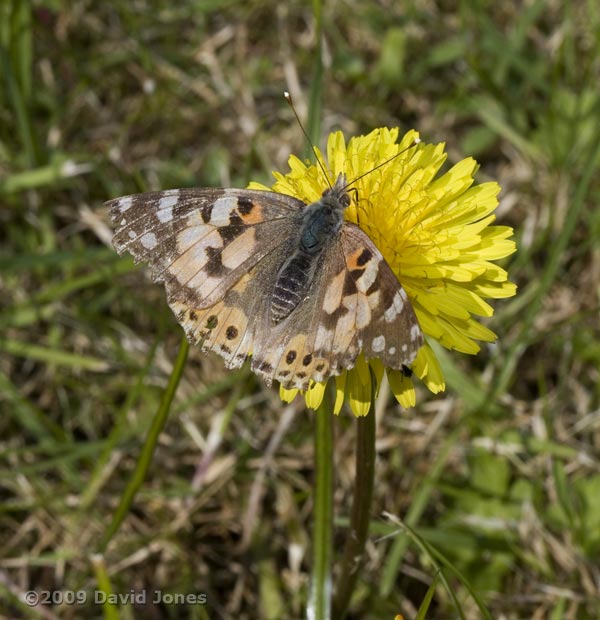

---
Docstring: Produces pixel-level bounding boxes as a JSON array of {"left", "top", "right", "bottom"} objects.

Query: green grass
[{"left": 2, "top": 1, "right": 600, "bottom": 619}]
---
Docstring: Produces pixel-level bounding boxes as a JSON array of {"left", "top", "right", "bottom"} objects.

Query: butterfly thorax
[{"left": 270, "top": 174, "right": 350, "bottom": 324}]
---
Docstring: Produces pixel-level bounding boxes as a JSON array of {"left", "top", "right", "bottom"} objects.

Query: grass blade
[{"left": 307, "top": 391, "right": 334, "bottom": 620}]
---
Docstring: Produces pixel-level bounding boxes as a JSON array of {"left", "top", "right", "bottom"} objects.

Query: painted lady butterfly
[{"left": 108, "top": 173, "right": 423, "bottom": 390}]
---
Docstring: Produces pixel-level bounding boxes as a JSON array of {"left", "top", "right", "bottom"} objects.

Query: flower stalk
[
  {"left": 308, "top": 390, "right": 334, "bottom": 620},
  {"left": 332, "top": 370, "right": 377, "bottom": 619}
]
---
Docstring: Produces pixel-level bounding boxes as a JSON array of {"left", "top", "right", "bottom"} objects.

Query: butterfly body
[
  {"left": 109, "top": 176, "right": 423, "bottom": 390},
  {"left": 271, "top": 174, "right": 348, "bottom": 323}
]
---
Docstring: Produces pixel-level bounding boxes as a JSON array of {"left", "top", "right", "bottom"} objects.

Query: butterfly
[{"left": 108, "top": 173, "right": 423, "bottom": 390}]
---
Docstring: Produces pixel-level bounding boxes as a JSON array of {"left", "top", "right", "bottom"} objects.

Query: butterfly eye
[{"left": 347, "top": 188, "right": 358, "bottom": 207}]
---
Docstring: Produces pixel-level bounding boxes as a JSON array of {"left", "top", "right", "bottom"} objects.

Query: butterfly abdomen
[{"left": 270, "top": 252, "right": 315, "bottom": 323}]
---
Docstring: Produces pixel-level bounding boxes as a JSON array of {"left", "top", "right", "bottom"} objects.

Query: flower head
[{"left": 249, "top": 128, "right": 516, "bottom": 415}]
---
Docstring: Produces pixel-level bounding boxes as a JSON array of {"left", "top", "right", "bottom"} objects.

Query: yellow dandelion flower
[{"left": 249, "top": 128, "right": 516, "bottom": 415}]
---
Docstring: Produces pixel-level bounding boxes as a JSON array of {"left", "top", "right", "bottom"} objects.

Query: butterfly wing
[
  {"left": 251, "top": 222, "right": 423, "bottom": 389},
  {"left": 340, "top": 223, "right": 423, "bottom": 367},
  {"left": 109, "top": 188, "right": 304, "bottom": 306},
  {"left": 109, "top": 188, "right": 305, "bottom": 367}
]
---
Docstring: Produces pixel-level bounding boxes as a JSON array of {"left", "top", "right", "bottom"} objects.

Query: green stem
[
  {"left": 332, "top": 376, "right": 376, "bottom": 619},
  {"left": 308, "top": 391, "right": 334, "bottom": 620}
]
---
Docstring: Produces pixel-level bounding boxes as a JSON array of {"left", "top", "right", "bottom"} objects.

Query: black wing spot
[
  {"left": 357, "top": 248, "right": 372, "bottom": 266},
  {"left": 302, "top": 354, "right": 313, "bottom": 366},
  {"left": 366, "top": 278, "right": 380, "bottom": 296},
  {"left": 205, "top": 246, "right": 228, "bottom": 277},
  {"left": 206, "top": 315, "right": 218, "bottom": 329},
  {"left": 343, "top": 272, "right": 358, "bottom": 296},
  {"left": 218, "top": 212, "right": 246, "bottom": 243},
  {"left": 189, "top": 310, "right": 198, "bottom": 321},
  {"left": 228, "top": 211, "right": 244, "bottom": 227},
  {"left": 225, "top": 325, "right": 238, "bottom": 340},
  {"left": 201, "top": 205, "right": 212, "bottom": 223},
  {"left": 315, "top": 362, "right": 325, "bottom": 372},
  {"left": 258, "top": 360, "right": 274, "bottom": 373},
  {"left": 322, "top": 305, "right": 348, "bottom": 328},
  {"left": 286, "top": 350, "right": 297, "bottom": 364},
  {"left": 237, "top": 196, "right": 254, "bottom": 215}
]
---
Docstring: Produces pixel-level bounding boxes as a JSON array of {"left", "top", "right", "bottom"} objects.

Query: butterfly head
[{"left": 321, "top": 173, "right": 351, "bottom": 211}]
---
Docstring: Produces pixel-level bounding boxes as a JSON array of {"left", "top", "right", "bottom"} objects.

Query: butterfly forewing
[{"left": 109, "top": 188, "right": 303, "bottom": 307}]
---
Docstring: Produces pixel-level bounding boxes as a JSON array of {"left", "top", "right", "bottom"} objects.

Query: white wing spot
[
  {"left": 315, "top": 324, "right": 334, "bottom": 351},
  {"left": 177, "top": 227, "right": 203, "bottom": 253},
  {"left": 388, "top": 346, "right": 396, "bottom": 355},
  {"left": 367, "top": 289, "right": 381, "bottom": 310},
  {"left": 140, "top": 232, "right": 157, "bottom": 249},
  {"left": 356, "top": 295, "right": 371, "bottom": 329},
  {"left": 384, "top": 291, "right": 404, "bottom": 322},
  {"left": 401, "top": 343, "right": 408, "bottom": 352},
  {"left": 331, "top": 294, "right": 357, "bottom": 353},
  {"left": 157, "top": 192, "right": 179, "bottom": 223},
  {"left": 173, "top": 229, "right": 223, "bottom": 283},
  {"left": 372, "top": 335, "right": 385, "bottom": 352},
  {"left": 157, "top": 206, "right": 172, "bottom": 223},
  {"left": 128, "top": 230, "right": 136, "bottom": 239},
  {"left": 410, "top": 324, "right": 421, "bottom": 341},
  {"left": 117, "top": 196, "right": 133, "bottom": 212},
  {"left": 210, "top": 196, "right": 238, "bottom": 226},
  {"left": 190, "top": 274, "right": 223, "bottom": 304},
  {"left": 323, "top": 270, "right": 345, "bottom": 314},
  {"left": 221, "top": 228, "right": 256, "bottom": 269},
  {"left": 356, "top": 258, "right": 379, "bottom": 292}
]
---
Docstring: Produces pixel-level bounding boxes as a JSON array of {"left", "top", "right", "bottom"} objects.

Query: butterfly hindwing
[
  {"left": 170, "top": 271, "right": 265, "bottom": 370},
  {"left": 169, "top": 231, "right": 303, "bottom": 370}
]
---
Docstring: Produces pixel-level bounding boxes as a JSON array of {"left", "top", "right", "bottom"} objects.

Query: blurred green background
[{"left": 1, "top": 1, "right": 599, "bottom": 619}]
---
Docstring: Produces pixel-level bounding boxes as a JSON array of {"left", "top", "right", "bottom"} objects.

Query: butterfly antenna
[
  {"left": 284, "top": 91, "right": 333, "bottom": 189},
  {"left": 342, "top": 137, "right": 421, "bottom": 192}
]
